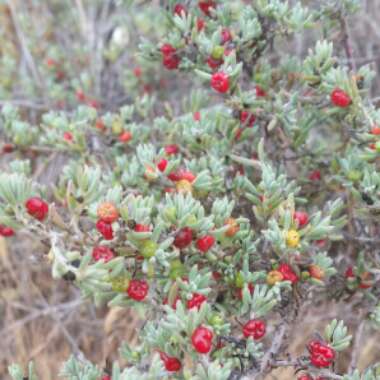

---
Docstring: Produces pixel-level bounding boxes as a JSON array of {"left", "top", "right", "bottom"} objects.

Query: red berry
[
  {"left": 96, "top": 219, "right": 114, "bottom": 240},
  {"left": 197, "top": 18, "right": 206, "bottom": 32},
  {"left": 165, "top": 144, "right": 179, "bottom": 155},
  {"left": 345, "top": 266, "right": 355, "bottom": 278},
  {"left": 331, "top": 88, "right": 352, "bottom": 108},
  {"left": 134, "top": 223, "right": 151, "bottom": 232},
  {"left": 191, "top": 326, "right": 213, "bottom": 354},
  {"left": 157, "top": 158, "right": 168, "bottom": 172},
  {"left": 298, "top": 375, "right": 313, "bottom": 380},
  {"left": 102, "top": 375, "right": 111, "bottom": 380},
  {"left": 168, "top": 169, "right": 196, "bottom": 182},
  {"left": 162, "top": 54, "right": 181, "bottom": 70},
  {"left": 193, "top": 111, "right": 201, "bottom": 121},
  {"left": 221, "top": 28, "right": 232, "bottom": 44},
  {"left": 212, "top": 271, "right": 222, "bottom": 280},
  {"left": 309, "top": 170, "right": 321, "bottom": 181},
  {"left": 46, "top": 58, "right": 57, "bottom": 67},
  {"left": 198, "top": 0, "right": 216, "bottom": 16},
  {"left": 159, "top": 351, "right": 182, "bottom": 372},
  {"left": 294, "top": 211, "right": 309, "bottom": 227},
  {"left": 2, "top": 143, "right": 14, "bottom": 153},
  {"left": 133, "top": 67, "right": 142, "bottom": 78},
  {"left": 173, "top": 4, "right": 186, "bottom": 16},
  {"left": 256, "top": 85, "right": 267, "bottom": 97},
  {"left": 63, "top": 132, "right": 73, "bottom": 142},
  {"left": 174, "top": 227, "right": 193, "bottom": 249},
  {"left": 161, "top": 44, "right": 176, "bottom": 56},
  {"left": 95, "top": 118, "right": 105, "bottom": 131},
  {"left": 127, "top": 279, "right": 149, "bottom": 301},
  {"left": 86, "top": 99, "right": 100, "bottom": 109},
  {"left": 278, "top": 263, "right": 299, "bottom": 284},
  {"left": 196, "top": 235, "right": 215, "bottom": 253},
  {"left": 242, "top": 319, "right": 266, "bottom": 340},
  {"left": 308, "top": 340, "right": 335, "bottom": 368},
  {"left": 211, "top": 72, "right": 230, "bottom": 93},
  {"left": 76, "top": 89, "right": 86, "bottom": 101},
  {"left": 240, "top": 110, "right": 256, "bottom": 127},
  {"left": 187, "top": 293, "right": 207, "bottom": 310},
  {"left": 371, "top": 125, "right": 380, "bottom": 135},
  {"left": 92, "top": 246, "right": 114, "bottom": 262},
  {"left": 207, "top": 56, "right": 223, "bottom": 70},
  {"left": 25, "top": 197, "right": 49, "bottom": 221},
  {"left": 119, "top": 131, "right": 132, "bottom": 143},
  {"left": 0, "top": 224, "right": 14, "bottom": 237}
]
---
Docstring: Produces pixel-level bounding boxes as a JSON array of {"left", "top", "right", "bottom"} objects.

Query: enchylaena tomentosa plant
[{"left": 2, "top": 0, "right": 380, "bottom": 379}]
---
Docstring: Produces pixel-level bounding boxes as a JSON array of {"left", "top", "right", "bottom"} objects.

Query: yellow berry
[
  {"left": 176, "top": 179, "right": 193, "bottom": 194},
  {"left": 266, "top": 270, "right": 284, "bottom": 285},
  {"left": 110, "top": 276, "right": 130, "bottom": 292},
  {"left": 286, "top": 229, "right": 300, "bottom": 248}
]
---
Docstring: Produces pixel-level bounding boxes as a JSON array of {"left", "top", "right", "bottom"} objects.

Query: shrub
[{"left": 2, "top": 1, "right": 380, "bottom": 379}]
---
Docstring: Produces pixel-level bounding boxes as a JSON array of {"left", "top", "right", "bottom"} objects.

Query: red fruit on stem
[
  {"left": 197, "top": 18, "right": 206, "bottom": 32},
  {"left": 198, "top": 0, "right": 216, "bottom": 16},
  {"left": 2, "top": 143, "right": 14, "bottom": 153},
  {"left": 242, "top": 319, "right": 266, "bottom": 340},
  {"left": 161, "top": 44, "right": 176, "bottom": 56},
  {"left": 165, "top": 144, "right": 179, "bottom": 155},
  {"left": 102, "top": 375, "right": 111, "bottom": 380},
  {"left": 187, "top": 293, "right": 207, "bottom": 310},
  {"left": 240, "top": 110, "right": 256, "bottom": 127},
  {"left": 0, "top": 224, "right": 15, "bottom": 237},
  {"left": 345, "top": 266, "right": 355, "bottom": 278},
  {"left": 308, "top": 340, "right": 335, "bottom": 368},
  {"left": 63, "top": 132, "right": 73, "bottom": 142},
  {"left": 134, "top": 223, "right": 151, "bottom": 232},
  {"left": 221, "top": 28, "right": 232, "bottom": 44},
  {"left": 331, "top": 88, "right": 352, "bottom": 108},
  {"left": 127, "top": 279, "right": 149, "bottom": 301},
  {"left": 157, "top": 158, "right": 168, "bottom": 172},
  {"left": 278, "top": 263, "right": 299, "bottom": 284},
  {"left": 211, "top": 72, "right": 230, "bottom": 93},
  {"left": 298, "top": 375, "right": 313, "bottom": 380},
  {"left": 191, "top": 326, "right": 213, "bottom": 354},
  {"left": 92, "top": 246, "right": 114, "bottom": 262},
  {"left": 25, "top": 197, "right": 49, "bottom": 221},
  {"left": 294, "top": 211, "right": 309, "bottom": 227},
  {"left": 133, "top": 67, "right": 142, "bottom": 78},
  {"left": 96, "top": 219, "right": 114, "bottom": 240},
  {"left": 193, "top": 111, "right": 201, "bottom": 121},
  {"left": 256, "top": 85, "right": 267, "bottom": 97},
  {"left": 212, "top": 271, "right": 222, "bottom": 281},
  {"left": 46, "top": 58, "right": 57, "bottom": 67},
  {"left": 196, "top": 235, "right": 215, "bottom": 253},
  {"left": 119, "top": 131, "right": 132, "bottom": 143},
  {"left": 95, "top": 118, "right": 105, "bottom": 131},
  {"left": 162, "top": 54, "right": 181, "bottom": 70},
  {"left": 173, "top": 3, "right": 186, "bottom": 16},
  {"left": 159, "top": 351, "right": 182, "bottom": 372},
  {"left": 371, "top": 125, "right": 380, "bottom": 135},
  {"left": 309, "top": 170, "right": 321, "bottom": 181},
  {"left": 76, "top": 89, "right": 86, "bottom": 101},
  {"left": 174, "top": 227, "right": 193, "bottom": 249}
]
